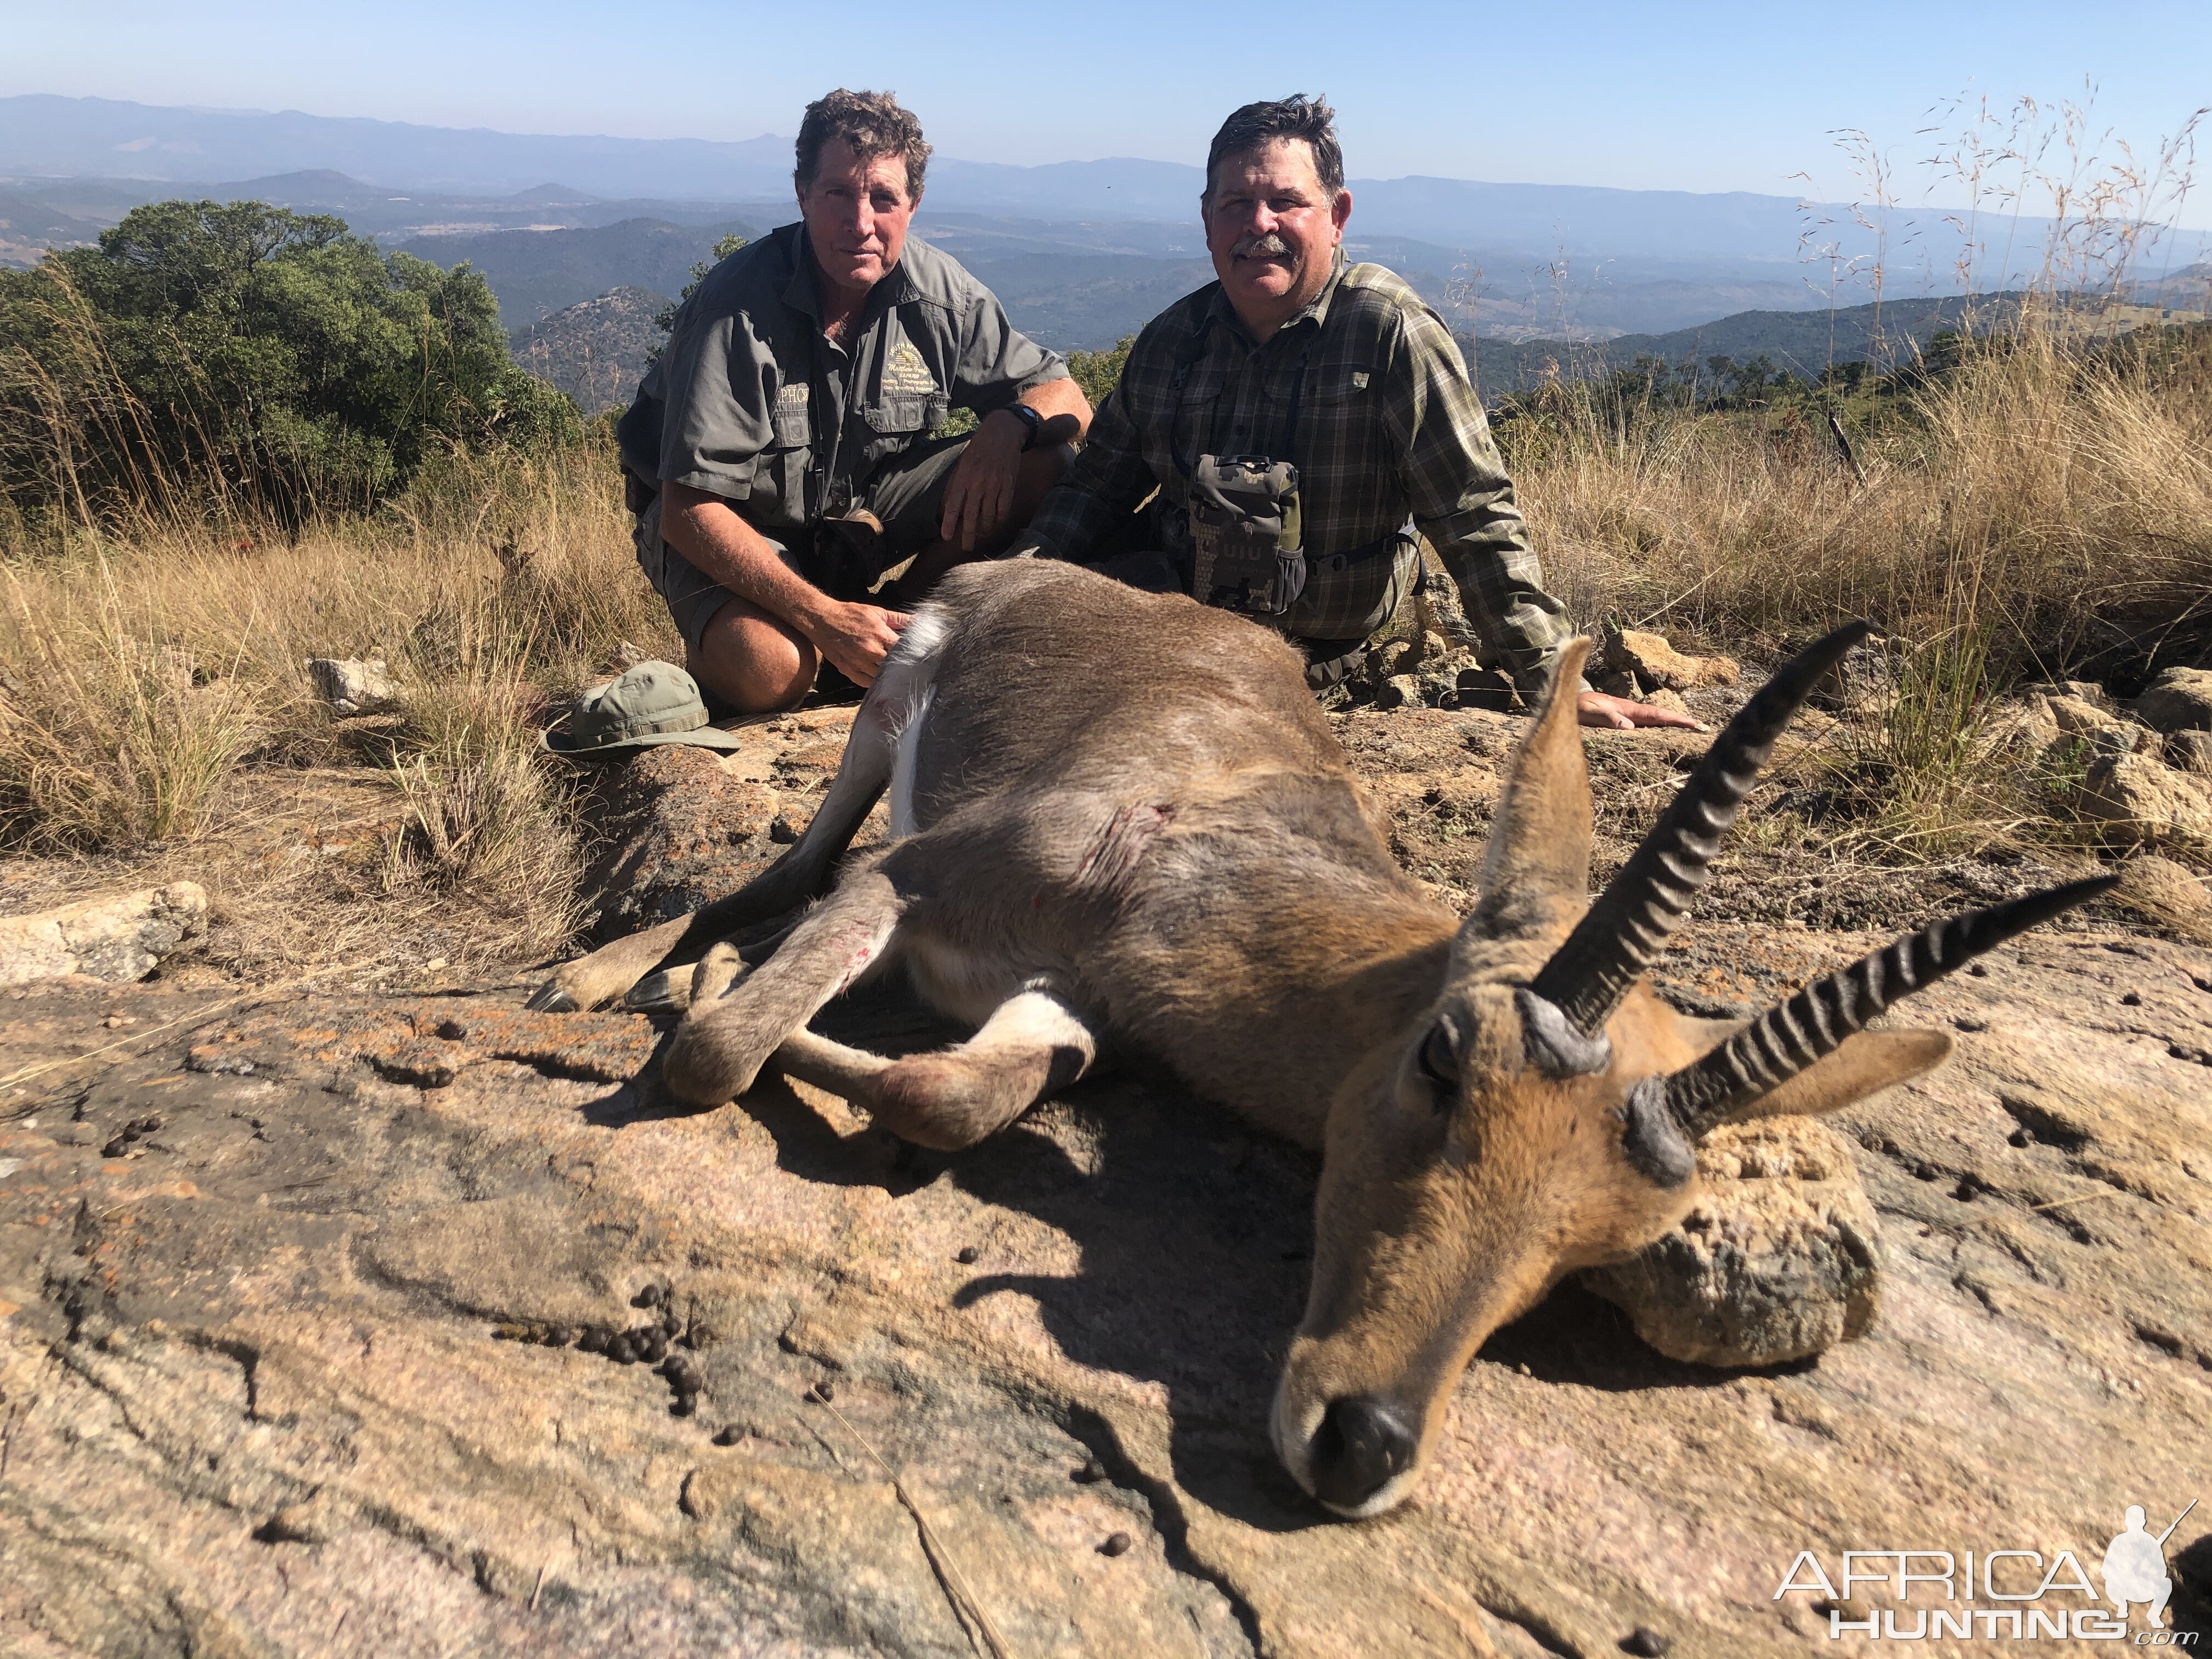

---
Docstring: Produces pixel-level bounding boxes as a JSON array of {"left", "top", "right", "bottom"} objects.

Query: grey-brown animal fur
[{"left": 532, "top": 560, "right": 2106, "bottom": 1517}]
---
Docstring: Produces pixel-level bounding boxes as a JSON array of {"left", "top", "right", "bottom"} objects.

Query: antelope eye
[{"left": 1417, "top": 1020, "right": 1461, "bottom": 1096}]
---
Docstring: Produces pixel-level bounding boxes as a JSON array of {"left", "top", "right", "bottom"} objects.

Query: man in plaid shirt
[{"left": 1012, "top": 95, "right": 1691, "bottom": 730}]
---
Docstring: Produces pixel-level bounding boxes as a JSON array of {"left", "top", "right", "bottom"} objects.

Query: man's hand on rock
[
  {"left": 1576, "top": 690, "right": 1707, "bottom": 731},
  {"left": 939, "top": 410, "right": 1028, "bottom": 551},
  {"left": 806, "top": 600, "right": 910, "bottom": 688}
]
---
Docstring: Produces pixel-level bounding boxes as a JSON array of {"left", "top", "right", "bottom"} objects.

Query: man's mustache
[{"left": 1231, "top": 233, "right": 1293, "bottom": 259}]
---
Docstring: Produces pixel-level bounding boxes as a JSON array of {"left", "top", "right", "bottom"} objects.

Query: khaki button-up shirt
[{"left": 618, "top": 222, "right": 1069, "bottom": 535}]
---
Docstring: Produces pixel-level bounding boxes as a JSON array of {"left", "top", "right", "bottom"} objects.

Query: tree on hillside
[
  {"left": 651, "top": 233, "right": 751, "bottom": 352},
  {"left": 0, "top": 200, "right": 578, "bottom": 532}
]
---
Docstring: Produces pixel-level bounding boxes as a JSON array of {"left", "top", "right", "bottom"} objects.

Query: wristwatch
[{"left": 1003, "top": 402, "right": 1044, "bottom": 451}]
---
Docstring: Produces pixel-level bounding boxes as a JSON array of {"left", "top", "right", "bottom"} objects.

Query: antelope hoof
[
  {"left": 623, "top": 968, "right": 693, "bottom": 1015},
  {"left": 525, "top": 980, "right": 580, "bottom": 1013},
  {"left": 1577, "top": 1117, "right": 1882, "bottom": 1369},
  {"left": 661, "top": 1004, "right": 781, "bottom": 1107}
]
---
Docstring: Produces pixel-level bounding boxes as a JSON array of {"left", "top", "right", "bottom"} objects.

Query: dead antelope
[{"left": 532, "top": 559, "right": 2106, "bottom": 1517}]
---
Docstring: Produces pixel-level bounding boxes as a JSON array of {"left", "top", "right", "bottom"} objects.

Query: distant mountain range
[{"left": 12, "top": 90, "right": 2126, "bottom": 297}]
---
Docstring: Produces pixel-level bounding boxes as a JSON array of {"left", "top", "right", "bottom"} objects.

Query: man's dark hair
[
  {"left": 794, "top": 89, "right": 932, "bottom": 200},
  {"left": 1203, "top": 95, "right": 1344, "bottom": 202}
]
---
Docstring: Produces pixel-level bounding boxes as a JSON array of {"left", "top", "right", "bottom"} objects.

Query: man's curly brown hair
[{"left": 794, "top": 89, "right": 932, "bottom": 200}]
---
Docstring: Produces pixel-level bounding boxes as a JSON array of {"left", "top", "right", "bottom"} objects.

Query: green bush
[{"left": 0, "top": 200, "right": 578, "bottom": 534}]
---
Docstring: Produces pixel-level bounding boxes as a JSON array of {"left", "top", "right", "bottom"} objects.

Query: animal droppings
[
  {"left": 955, "top": 1245, "right": 979, "bottom": 1264},
  {"left": 1073, "top": 1457, "right": 1107, "bottom": 1484},
  {"left": 576, "top": 1328, "right": 609, "bottom": 1355},
  {"left": 670, "top": 1395, "right": 696, "bottom": 1417},
  {"left": 101, "top": 1137, "right": 131, "bottom": 1158},
  {"left": 631, "top": 1284, "right": 665, "bottom": 1309},
  {"left": 543, "top": 1327, "right": 572, "bottom": 1347},
  {"left": 1099, "top": 1532, "right": 1132, "bottom": 1557},
  {"left": 1621, "top": 1629, "right": 1672, "bottom": 1657},
  {"left": 490, "top": 1324, "right": 532, "bottom": 1342},
  {"left": 663, "top": 1353, "right": 704, "bottom": 1393},
  {"left": 712, "top": 1425, "right": 742, "bottom": 1446},
  {"left": 609, "top": 1336, "right": 637, "bottom": 1364},
  {"left": 810, "top": 1380, "right": 835, "bottom": 1403},
  {"left": 2121, "top": 991, "right": 2143, "bottom": 1005}
]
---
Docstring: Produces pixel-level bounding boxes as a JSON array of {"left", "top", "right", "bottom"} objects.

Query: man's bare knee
[{"left": 691, "top": 601, "right": 818, "bottom": 713}]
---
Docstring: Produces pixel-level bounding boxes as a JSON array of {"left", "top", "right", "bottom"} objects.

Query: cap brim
[{"left": 541, "top": 723, "right": 752, "bottom": 758}]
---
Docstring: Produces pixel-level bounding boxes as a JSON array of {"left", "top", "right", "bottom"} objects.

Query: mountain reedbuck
[{"left": 533, "top": 559, "right": 2107, "bottom": 1517}]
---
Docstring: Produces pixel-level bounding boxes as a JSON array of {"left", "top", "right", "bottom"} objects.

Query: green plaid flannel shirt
[{"left": 1016, "top": 258, "right": 1573, "bottom": 686}]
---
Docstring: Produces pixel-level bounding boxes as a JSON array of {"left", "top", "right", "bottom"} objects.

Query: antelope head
[{"left": 1273, "top": 625, "right": 2111, "bottom": 1517}]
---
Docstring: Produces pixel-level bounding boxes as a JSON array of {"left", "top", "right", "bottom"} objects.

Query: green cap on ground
[{"left": 541, "top": 661, "right": 748, "bottom": 758}]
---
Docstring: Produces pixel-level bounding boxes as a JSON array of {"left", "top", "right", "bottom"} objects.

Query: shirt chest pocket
[
  {"left": 1312, "top": 362, "right": 1376, "bottom": 403},
  {"left": 864, "top": 392, "right": 947, "bottom": 437}
]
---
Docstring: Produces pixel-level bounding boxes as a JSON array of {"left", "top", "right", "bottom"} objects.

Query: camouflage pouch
[{"left": 1187, "top": 454, "right": 1305, "bottom": 617}]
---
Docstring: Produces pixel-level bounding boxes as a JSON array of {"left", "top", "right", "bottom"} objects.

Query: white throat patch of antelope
[{"left": 529, "top": 562, "right": 2111, "bottom": 1520}]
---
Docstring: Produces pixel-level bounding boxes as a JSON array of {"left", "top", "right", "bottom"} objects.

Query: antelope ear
[
  {"left": 1700, "top": 1028, "right": 1954, "bottom": 1133},
  {"left": 1463, "top": 638, "right": 1594, "bottom": 948}
]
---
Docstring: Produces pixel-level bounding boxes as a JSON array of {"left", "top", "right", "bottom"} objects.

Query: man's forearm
[
  {"left": 661, "top": 482, "right": 833, "bottom": 635},
  {"left": 1018, "top": 375, "right": 1092, "bottom": 442}
]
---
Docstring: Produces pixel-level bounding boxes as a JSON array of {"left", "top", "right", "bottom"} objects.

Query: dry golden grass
[
  {"left": 0, "top": 436, "right": 677, "bottom": 971},
  {"left": 1508, "top": 325, "right": 2212, "bottom": 855},
  {"left": 1514, "top": 326, "right": 2212, "bottom": 672}
]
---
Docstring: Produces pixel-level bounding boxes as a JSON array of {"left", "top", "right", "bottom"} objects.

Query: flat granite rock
[
  {"left": 2, "top": 921, "right": 2208, "bottom": 1657},
  {"left": 2, "top": 700, "right": 2209, "bottom": 1656}
]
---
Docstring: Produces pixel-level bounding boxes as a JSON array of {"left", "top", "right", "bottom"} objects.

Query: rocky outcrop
[
  {"left": 2136, "top": 666, "right": 2212, "bottom": 736},
  {"left": 0, "top": 882, "right": 207, "bottom": 988},
  {"left": 1, "top": 706, "right": 2207, "bottom": 1656}
]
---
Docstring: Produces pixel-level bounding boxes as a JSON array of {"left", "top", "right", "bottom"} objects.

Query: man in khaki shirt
[{"left": 619, "top": 89, "right": 1091, "bottom": 711}]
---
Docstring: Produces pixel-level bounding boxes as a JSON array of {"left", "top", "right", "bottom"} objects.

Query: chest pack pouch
[{"left": 1188, "top": 453, "right": 1305, "bottom": 617}]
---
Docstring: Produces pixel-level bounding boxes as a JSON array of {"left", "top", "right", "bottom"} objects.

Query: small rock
[
  {"left": 2045, "top": 693, "right": 2137, "bottom": 747},
  {"left": 1578, "top": 1118, "right": 1881, "bottom": 1367},
  {"left": 768, "top": 815, "right": 799, "bottom": 844},
  {"left": 1622, "top": 1628, "right": 1672, "bottom": 1657},
  {"left": 1375, "top": 674, "right": 1425, "bottom": 712},
  {"left": 955, "top": 1245, "right": 979, "bottom": 1265},
  {"left": 1603, "top": 627, "right": 1739, "bottom": 692},
  {"left": 2135, "top": 667, "right": 2212, "bottom": 735},
  {"left": 1099, "top": 1532, "right": 1133, "bottom": 1557},
  {"left": 0, "top": 883, "right": 208, "bottom": 989},
  {"left": 306, "top": 657, "right": 400, "bottom": 715},
  {"left": 2068, "top": 751, "right": 2212, "bottom": 847}
]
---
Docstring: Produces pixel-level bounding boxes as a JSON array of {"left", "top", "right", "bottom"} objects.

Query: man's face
[
  {"left": 797, "top": 137, "right": 916, "bottom": 301},
  {"left": 1203, "top": 138, "right": 1352, "bottom": 337}
]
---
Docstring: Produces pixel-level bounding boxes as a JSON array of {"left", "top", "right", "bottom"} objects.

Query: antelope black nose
[{"left": 1311, "top": 1396, "right": 1416, "bottom": 1510}]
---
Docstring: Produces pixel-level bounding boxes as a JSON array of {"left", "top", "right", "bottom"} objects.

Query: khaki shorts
[{"left": 636, "top": 435, "right": 969, "bottom": 653}]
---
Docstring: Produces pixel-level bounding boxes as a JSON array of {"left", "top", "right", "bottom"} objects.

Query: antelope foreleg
[
  {"left": 864, "top": 986, "right": 1099, "bottom": 1151},
  {"left": 661, "top": 862, "right": 905, "bottom": 1107}
]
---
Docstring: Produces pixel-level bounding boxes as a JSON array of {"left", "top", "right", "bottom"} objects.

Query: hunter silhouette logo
[
  {"left": 2104, "top": 1501, "right": 2194, "bottom": 1631},
  {"left": 1774, "top": 1497, "right": 2201, "bottom": 1642}
]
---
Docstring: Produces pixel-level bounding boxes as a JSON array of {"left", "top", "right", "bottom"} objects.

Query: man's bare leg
[
  {"left": 687, "top": 595, "right": 821, "bottom": 714},
  {"left": 884, "top": 443, "right": 1075, "bottom": 603}
]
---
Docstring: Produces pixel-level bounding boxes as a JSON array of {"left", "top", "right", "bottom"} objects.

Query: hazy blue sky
[{"left": 6, "top": 0, "right": 2208, "bottom": 221}]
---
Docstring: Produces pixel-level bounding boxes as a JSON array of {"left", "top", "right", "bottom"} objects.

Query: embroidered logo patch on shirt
[
  {"left": 882, "top": 340, "right": 938, "bottom": 396},
  {"left": 776, "top": 382, "right": 810, "bottom": 409}
]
